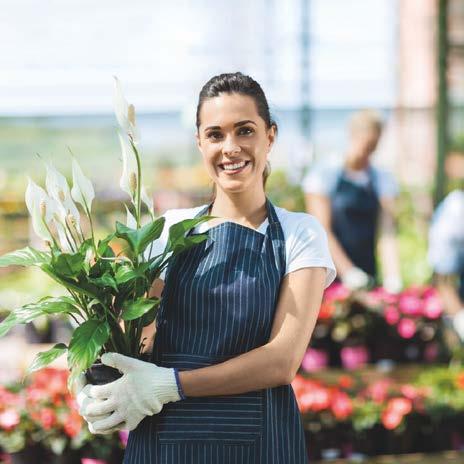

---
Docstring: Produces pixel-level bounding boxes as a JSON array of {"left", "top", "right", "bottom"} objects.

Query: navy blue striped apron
[
  {"left": 124, "top": 198, "right": 308, "bottom": 463},
  {"left": 331, "top": 168, "right": 380, "bottom": 279}
]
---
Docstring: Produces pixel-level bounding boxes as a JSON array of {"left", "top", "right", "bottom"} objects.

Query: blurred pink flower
[
  {"left": 324, "top": 282, "right": 350, "bottom": 302},
  {"left": 384, "top": 305, "right": 400, "bottom": 325},
  {"left": 423, "top": 296, "right": 443, "bottom": 319},
  {"left": 301, "top": 348, "right": 329, "bottom": 372},
  {"left": 0, "top": 409, "right": 20, "bottom": 431},
  {"left": 340, "top": 345, "right": 369, "bottom": 370},
  {"left": 119, "top": 429, "right": 129, "bottom": 448},
  {"left": 388, "top": 397, "right": 412, "bottom": 415},
  {"left": 397, "top": 318, "right": 417, "bottom": 339},
  {"left": 382, "top": 409, "right": 403, "bottom": 430},
  {"left": 366, "top": 379, "right": 392, "bottom": 403},
  {"left": 398, "top": 295, "right": 422, "bottom": 316}
]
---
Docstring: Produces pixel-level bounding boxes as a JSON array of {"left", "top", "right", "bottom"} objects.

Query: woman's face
[
  {"left": 196, "top": 93, "right": 275, "bottom": 195},
  {"left": 347, "top": 128, "right": 381, "bottom": 166}
]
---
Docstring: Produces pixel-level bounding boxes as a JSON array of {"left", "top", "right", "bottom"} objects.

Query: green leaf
[
  {"left": 27, "top": 343, "right": 67, "bottom": 375},
  {"left": 167, "top": 216, "right": 213, "bottom": 255},
  {"left": 115, "top": 265, "right": 137, "bottom": 284},
  {"left": 0, "top": 313, "right": 18, "bottom": 338},
  {"left": 0, "top": 247, "right": 49, "bottom": 268},
  {"left": 141, "top": 306, "right": 159, "bottom": 326},
  {"left": 0, "top": 297, "right": 80, "bottom": 338},
  {"left": 115, "top": 217, "right": 165, "bottom": 256},
  {"left": 89, "top": 272, "right": 118, "bottom": 292},
  {"left": 121, "top": 297, "right": 160, "bottom": 321},
  {"left": 67, "top": 319, "right": 110, "bottom": 372},
  {"left": 52, "top": 253, "right": 85, "bottom": 278},
  {"left": 41, "top": 263, "right": 100, "bottom": 300},
  {"left": 97, "top": 233, "right": 116, "bottom": 257}
]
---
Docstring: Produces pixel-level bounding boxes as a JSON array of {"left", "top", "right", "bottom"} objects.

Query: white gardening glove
[
  {"left": 383, "top": 275, "right": 403, "bottom": 294},
  {"left": 78, "top": 353, "right": 183, "bottom": 434},
  {"left": 341, "top": 266, "right": 370, "bottom": 291},
  {"left": 74, "top": 372, "right": 115, "bottom": 434}
]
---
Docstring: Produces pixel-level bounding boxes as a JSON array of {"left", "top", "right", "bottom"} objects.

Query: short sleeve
[
  {"left": 285, "top": 213, "right": 336, "bottom": 288},
  {"left": 143, "top": 205, "right": 208, "bottom": 281},
  {"left": 301, "top": 165, "right": 338, "bottom": 196},
  {"left": 373, "top": 168, "right": 399, "bottom": 199}
]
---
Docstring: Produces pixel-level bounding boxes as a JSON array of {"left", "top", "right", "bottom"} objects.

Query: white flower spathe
[
  {"left": 113, "top": 76, "right": 139, "bottom": 144},
  {"left": 71, "top": 158, "right": 95, "bottom": 213},
  {"left": 125, "top": 205, "right": 137, "bottom": 229},
  {"left": 25, "top": 178, "right": 53, "bottom": 241},
  {"left": 45, "top": 162, "right": 81, "bottom": 228},
  {"left": 118, "top": 133, "right": 139, "bottom": 200},
  {"left": 141, "top": 185, "right": 154, "bottom": 215}
]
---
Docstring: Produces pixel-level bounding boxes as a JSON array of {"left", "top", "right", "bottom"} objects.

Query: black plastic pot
[{"left": 85, "top": 360, "right": 123, "bottom": 385}]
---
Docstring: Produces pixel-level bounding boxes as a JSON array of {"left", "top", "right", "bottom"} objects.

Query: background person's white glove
[
  {"left": 78, "top": 353, "right": 184, "bottom": 433},
  {"left": 341, "top": 266, "right": 370, "bottom": 291},
  {"left": 383, "top": 275, "right": 403, "bottom": 294}
]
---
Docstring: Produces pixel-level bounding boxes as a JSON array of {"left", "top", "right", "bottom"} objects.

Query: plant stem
[{"left": 83, "top": 200, "right": 98, "bottom": 258}]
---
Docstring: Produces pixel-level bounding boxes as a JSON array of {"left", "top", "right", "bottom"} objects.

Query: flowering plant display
[
  {"left": 0, "top": 78, "right": 212, "bottom": 385},
  {"left": 303, "top": 283, "right": 450, "bottom": 370},
  {"left": 0, "top": 369, "right": 82, "bottom": 455},
  {"left": 292, "top": 366, "right": 464, "bottom": 459},
  {"left": 0, "top": 368, "right": 123, "bottom": 460}
]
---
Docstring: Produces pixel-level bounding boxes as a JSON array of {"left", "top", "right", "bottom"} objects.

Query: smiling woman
[{"left": 77, "top": 72, "right": 336, "bottom": 464}]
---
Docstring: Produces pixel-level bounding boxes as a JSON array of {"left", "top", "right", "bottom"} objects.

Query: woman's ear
[
  {"left": 267, "top": 125, "right": 276, "bottom": 152},
  {"left": 196, "top": 132, "right": 202, "bottom": 152}
]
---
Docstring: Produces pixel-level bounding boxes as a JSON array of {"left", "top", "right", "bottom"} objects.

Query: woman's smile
[{"left": 218, "top": 160, "right": 251, "bottom": 175}]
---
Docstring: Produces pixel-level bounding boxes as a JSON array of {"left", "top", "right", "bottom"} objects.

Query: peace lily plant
[{"left": 0, "top": 77, "right": 211, "bottom": 387}]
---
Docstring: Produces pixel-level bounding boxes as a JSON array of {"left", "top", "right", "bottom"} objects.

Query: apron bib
[
  {"left": 124, "top": 198, "right": 308, "bottom": 463},
  {"left": 331, "top": 168, "right": 380, "bottom": 279}
]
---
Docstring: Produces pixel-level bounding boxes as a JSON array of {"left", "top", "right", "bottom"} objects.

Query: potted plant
[{"left": 0, "top": 78, "right": 212, "bottom": 387}]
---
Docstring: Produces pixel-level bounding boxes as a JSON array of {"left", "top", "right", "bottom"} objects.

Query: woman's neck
[{"left": 210, "top": 189, "right": 268, "bottom": 228}]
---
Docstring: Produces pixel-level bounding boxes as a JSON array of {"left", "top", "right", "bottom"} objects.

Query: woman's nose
[{"left": 222, "top": 134, "right": 241, "bottom": 155}]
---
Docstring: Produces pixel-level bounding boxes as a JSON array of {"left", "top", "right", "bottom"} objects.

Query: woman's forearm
[{"left": 178, "top": 342, "right": 288, "bottom": 397}]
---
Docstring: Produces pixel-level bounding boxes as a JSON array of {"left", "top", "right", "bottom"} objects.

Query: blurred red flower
[{"left": 331, "top": 390, "right": 353, "bottom": 420}]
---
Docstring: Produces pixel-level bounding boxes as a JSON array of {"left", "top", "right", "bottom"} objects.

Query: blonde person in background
[
  {"left": 428, "top": 189, "right": 464, "bottom": 342},
  {"left": 302, "top": 110, "right": 402, "bottom": 293}
]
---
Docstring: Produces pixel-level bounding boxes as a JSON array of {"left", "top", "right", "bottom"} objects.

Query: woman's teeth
[{"left": 221, "top": 161, "right": 249, "bottom": 171}]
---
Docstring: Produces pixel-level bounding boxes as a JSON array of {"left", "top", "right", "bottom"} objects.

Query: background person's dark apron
[
  {"left": 124, "top": 198, "right": 308, "bottom": 463},
  {"left": 331, "top": 168, "right": 380, "bottom": 279}
]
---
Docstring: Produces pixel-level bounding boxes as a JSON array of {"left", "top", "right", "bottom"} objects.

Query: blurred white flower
[
  {"left": 141, "top": 185, "right": 154, "bottom": 215},
  {"left": 45, "top": 162, "right": 81, "bottom": 228},
  {"left": 113, "top": 76, "right": 139, "bottom": 143},
  {"left": 71, "top": 158, "right": 95, "bottom": 213},
  {"left": 119, "top": 133, "right": 139, "bottom": 200},
  {"left": 125, "top": 205, "right": 137, "bottom": 229},
  {"left": 25, "top": 178, "right": 54, "bottom": 241}
]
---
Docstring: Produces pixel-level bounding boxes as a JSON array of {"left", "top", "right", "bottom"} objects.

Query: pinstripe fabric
[{"left": 124, "top": 198, "right": 308, "bottom": 463}]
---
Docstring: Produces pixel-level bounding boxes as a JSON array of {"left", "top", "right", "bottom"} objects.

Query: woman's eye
[
  {"left": 238, "top": 127, "right": 254, "bottom": 136},
  {"left": 207, "top": 131, "right": 222, "bottom": 140}
]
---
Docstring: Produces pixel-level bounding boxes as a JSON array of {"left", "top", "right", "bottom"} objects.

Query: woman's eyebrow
[{"left": 204, "top": 120, "right": 257, "bottom": 132}]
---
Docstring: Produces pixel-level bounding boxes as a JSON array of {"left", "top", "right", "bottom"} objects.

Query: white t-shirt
[
  {"left": 302, "top": 162, "right": 398, "bottom": 199},
  {"left": 428, "top": 190, "right": 464, "bottom": 275},
  {"left": 145, "top": 204, "right": 336, "bottom": 288}
]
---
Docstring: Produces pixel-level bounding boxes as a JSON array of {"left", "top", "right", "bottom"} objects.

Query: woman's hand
[{"left": 77, "top": 353, "right": 184, "bottom": 434}]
